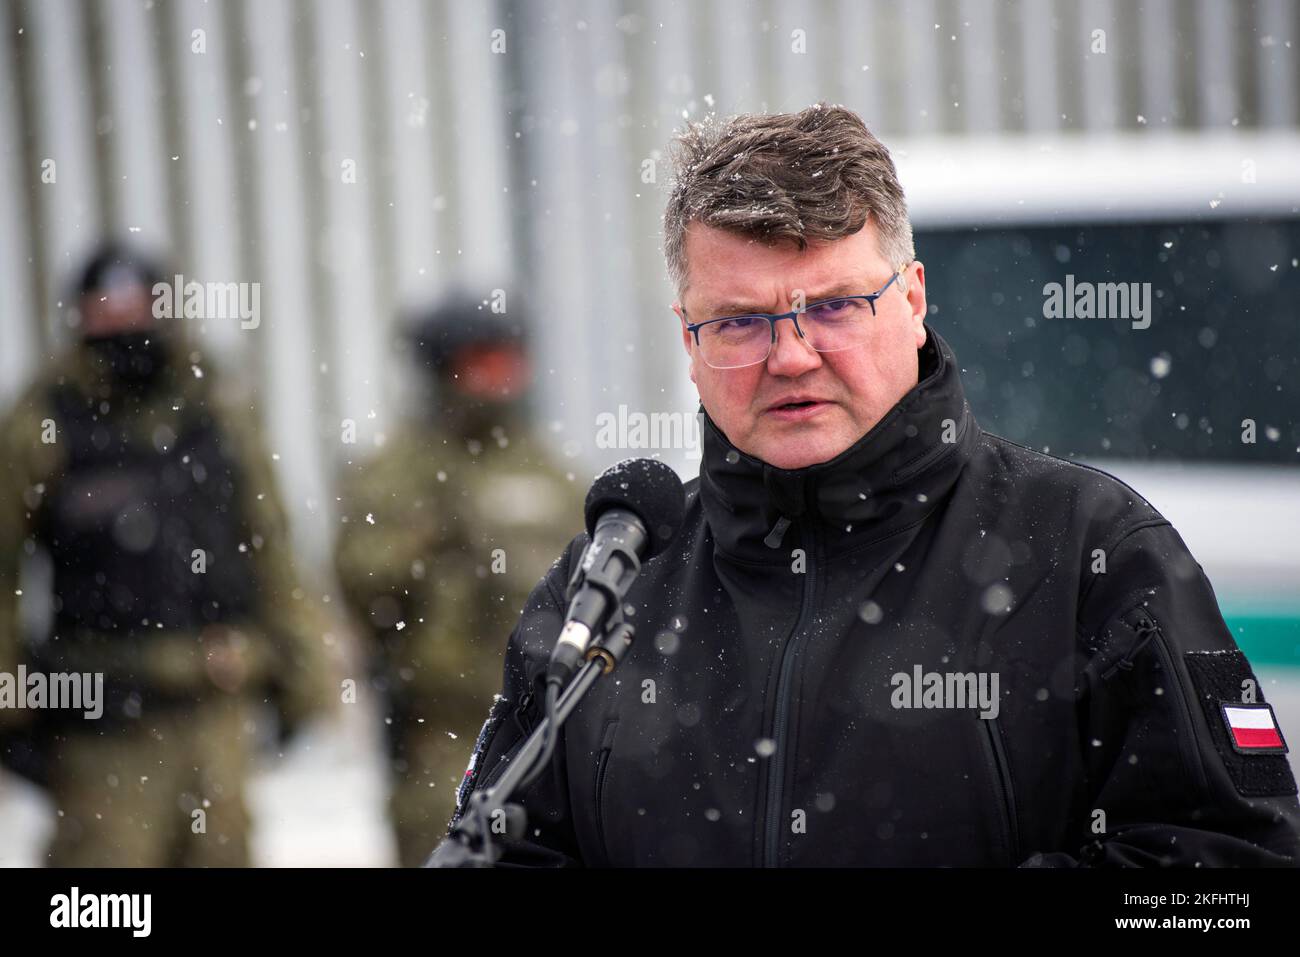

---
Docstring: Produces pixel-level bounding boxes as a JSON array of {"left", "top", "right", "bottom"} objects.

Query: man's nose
[{"left": 765, "top": 316, "right": 822, "bottom": 376}]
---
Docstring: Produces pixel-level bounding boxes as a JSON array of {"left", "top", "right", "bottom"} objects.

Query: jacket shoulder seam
[
  {"left": 982, "top": 434, "right": 1164, "bottom": 510},
  {"left": 1077, "top": 517, "right": 1174, "bottom": 618}
]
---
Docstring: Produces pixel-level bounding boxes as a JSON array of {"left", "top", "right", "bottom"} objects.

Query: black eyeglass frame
[{"left": 682, "top": 269, "right": 906, "bottom": 369}]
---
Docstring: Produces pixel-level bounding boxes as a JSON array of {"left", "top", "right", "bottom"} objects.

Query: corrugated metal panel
[
  {"left": 0, "top": 0, "right": 39, "bottom": 401},
  {"left": 237, "top": 0, "right": 332, "bottom": 557},
  {"left": 167, "top": 0, "right": 247, "bottom": 364},
  {"left": 23, "top": 0, "right": 102, "bottom": 346},
  {"left": 1257, "top": 0, "right": 1297, "bottom": 128},
  {"left": 99, "top": 0, "right": 172, "bottom": 243},
  {"left": 313, "top": 0, "right": 386, "bottom": 461},
  {"left": 2, "top": 0, "right": 1291, "bottom": 571},
  {"left": 957, "top": 0, "right": 1001, "bottom": 134}
]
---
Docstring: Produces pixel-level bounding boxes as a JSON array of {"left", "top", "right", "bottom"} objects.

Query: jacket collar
[{"left": 698, "top": 324, "right": 979, "bottom": 564}]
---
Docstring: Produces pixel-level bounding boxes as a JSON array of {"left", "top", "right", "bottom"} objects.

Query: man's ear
[
  {"left": 905, "top": 261, "right": 928, "bottom": 348},
  {"left": 674, "top": 302, "right": 698, "bottom": 385}
]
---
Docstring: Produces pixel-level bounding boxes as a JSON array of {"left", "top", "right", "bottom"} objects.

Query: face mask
[{"left": 84, "top": 331, "right": 168, "bottom": 392}]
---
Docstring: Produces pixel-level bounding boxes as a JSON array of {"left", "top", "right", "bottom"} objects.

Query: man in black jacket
[{"left": 439, "top": 103, "right": 1300, "bottom": 867}]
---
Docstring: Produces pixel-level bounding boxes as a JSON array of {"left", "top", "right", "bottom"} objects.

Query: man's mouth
[{"left": 765, "top": 398, "right": 831, "bottom": 420}]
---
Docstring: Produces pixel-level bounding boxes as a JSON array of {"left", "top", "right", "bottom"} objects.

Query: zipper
[
  {"left": 762, "top": 522, "right": 819, "bottom": 867},
  {"left": 1127, "top": 608, "right": 1209, "bottom": 793},
  {"left": 593, "top": 718, "right": 619, "bottom": 864},
  {"left": 980, "top": 716, "right": 1021, "bottom": 866},
  {"left": 1100, "top": 613, "right": 1157, "bottom": 680},
  {"left": 764, "top": 516, "right": 792, "bottom": 549},
  {"left": 513, "top": 691, "right": 535, "bottom": 738}
]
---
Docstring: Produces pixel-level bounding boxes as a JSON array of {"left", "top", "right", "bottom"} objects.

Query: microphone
[{"left": 547, "top": 458, "right": 686, "bottom": 686}]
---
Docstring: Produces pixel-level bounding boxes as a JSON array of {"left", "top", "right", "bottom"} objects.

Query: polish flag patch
[{"left": 1220, "top": 703, "right": 1288, "bottom": 754}]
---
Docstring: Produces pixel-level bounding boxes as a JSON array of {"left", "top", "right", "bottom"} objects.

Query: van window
[{"left": 920, "top": 218, "right": 1300, "bottom": 462}]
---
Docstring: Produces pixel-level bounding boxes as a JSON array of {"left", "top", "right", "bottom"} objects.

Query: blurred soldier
[
  {"left": 0, "top": 242, "right": 336, "bottom": 866},
  {"left": 333, "top": 292, "right": 583, "bottom": 867}
]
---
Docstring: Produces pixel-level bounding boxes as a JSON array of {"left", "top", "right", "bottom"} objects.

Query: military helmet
[
  {"left": 76, "top": 240, "right": 166, "bottom": 298},
  {"left": 403, "top": 289, "right": 528, "bottom": 375}
]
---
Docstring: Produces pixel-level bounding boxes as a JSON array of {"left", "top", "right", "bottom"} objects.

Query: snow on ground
[{"left": 0, "top": 693, "right": 399, "bottom": 868}]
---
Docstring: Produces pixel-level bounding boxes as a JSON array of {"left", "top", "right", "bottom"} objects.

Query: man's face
[
  {"left": 448, "top": 342, "right": 532, "bottom": 401},
  {"left": 674, "top": 220, "right": 928, "bottom": 470},
  {"left": 80, "top": 280, "right": 156, "bottom": 339}
]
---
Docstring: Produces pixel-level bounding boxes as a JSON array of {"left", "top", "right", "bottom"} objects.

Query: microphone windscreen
[{"left": 584, "top": 458, "right": 686, "bottom": 558}]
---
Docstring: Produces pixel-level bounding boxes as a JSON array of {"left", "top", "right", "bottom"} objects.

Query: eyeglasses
[{"left": 682, "top": 270, "right": 905, "bottom": 370}]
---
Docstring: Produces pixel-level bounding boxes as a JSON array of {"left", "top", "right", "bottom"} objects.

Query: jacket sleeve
[
  {"left": 438, "top": 534, "right": 588, "bottom": 868},
  {"left": 0, "top": 388, "right": 63, "bottom": 732},
  {"left": 1029, "top": 520, "right": 1300, "bottom": 867},
  {"left": 332, "top": 436, "right": 446, "bottom": 633}
]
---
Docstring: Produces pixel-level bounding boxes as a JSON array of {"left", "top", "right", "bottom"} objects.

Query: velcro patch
[
  {"left": 1220, "top": 703, "right": 1288, "bottom": 755},
  {"left": 1184, "top": 650, "right": 1297, "bottom": 797}
]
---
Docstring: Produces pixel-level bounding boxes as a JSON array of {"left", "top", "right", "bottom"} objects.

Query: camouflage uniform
[
  {"left": 334, "top": 403, "right": 583, "bottom": 867},
  {"left": 0, "top": 332, "right": 336, "bottom": 866}
]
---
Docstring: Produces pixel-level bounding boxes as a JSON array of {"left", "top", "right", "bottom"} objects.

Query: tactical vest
[{"left": 38, "top": 384, "right": 258, "bottom": 640}]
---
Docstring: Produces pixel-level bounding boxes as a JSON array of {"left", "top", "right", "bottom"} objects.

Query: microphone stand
[{"left": 424, "top": 620, "right": 635, "bottom": 868}]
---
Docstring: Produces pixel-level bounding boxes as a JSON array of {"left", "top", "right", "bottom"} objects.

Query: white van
[{"left": 897, "top": 131, "right": 1300, "bottom": 672}]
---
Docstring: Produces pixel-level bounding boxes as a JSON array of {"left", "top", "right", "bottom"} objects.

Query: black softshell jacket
[{"left": 446, "top": 325, "right": 1300, "bottom": 867}]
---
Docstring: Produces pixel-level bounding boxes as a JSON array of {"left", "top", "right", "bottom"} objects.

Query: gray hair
[{"left": 662, "top": 102, "right": 914, "bottom": 303}]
